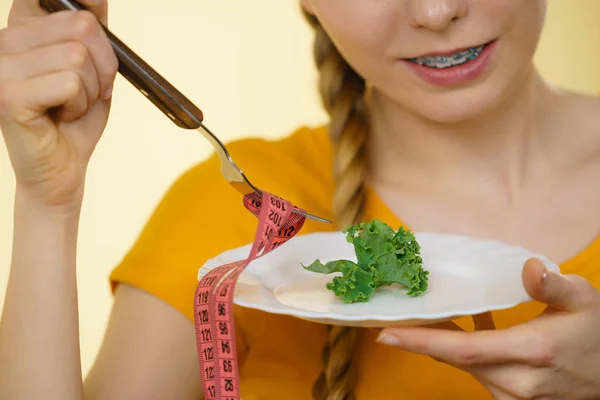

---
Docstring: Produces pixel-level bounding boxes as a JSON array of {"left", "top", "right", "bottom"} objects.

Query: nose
[{"left": 406, "top": 0, "right": 468, "bottom": 31}]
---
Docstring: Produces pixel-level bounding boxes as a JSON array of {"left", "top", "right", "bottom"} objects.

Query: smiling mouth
[{"left": 407, "top": 42, "right": 492, "bottom": 69}]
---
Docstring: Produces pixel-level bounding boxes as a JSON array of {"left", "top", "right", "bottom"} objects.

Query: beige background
[{"left": 1, "top": 0, "right": 599, "bottom": 376}]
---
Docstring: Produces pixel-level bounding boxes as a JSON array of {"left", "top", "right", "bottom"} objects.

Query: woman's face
[{"left": 302, "top": 0, "right": 547, "bottom": 123}]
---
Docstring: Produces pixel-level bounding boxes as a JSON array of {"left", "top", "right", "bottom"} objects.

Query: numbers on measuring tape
[
  {"left": 203, "top": 276, "right": 218, "bottom": 286},
  {"left": 265, "top": 225, "right": 274, "bottom": 238},
  {"left": 199, "top": 310, "right": 209, "bottom": 323},
  {"left": 221, "top": 341, "right": 231, "bottom": 354},
  {"left": 203, "top": 347, "right": 214, "bottom": 361},
  {"left": 199, "top": 290, "right": 209, "bottom": 304},
  {"left": 219, "top": 286, "right": 229, "bottom": 297},
  {"left": 194, "top": 191, "right": 306, "bottom": 400},
  {"left": 270, "top": 197, "right": 287, "bottom": 211},
  {"left": 207, "top": 385, "right": 216, "bottom": 398},
  {"left": 219, "top": 322, "right": 229, "bottom": 335},
  {"left": 280, "top": 225, "right": 295, "bottom": 237},
  {"left": 250, "top": 198, "right": 261, "bottom": 209},
  {"left": 200, "top": 328, "right": 212, "bottom": 341},
  {"left": 205, "top": 366, "right": 215, "bottom": 379},
  {"left": 271, "top": 240, "right": 284, "bottom": 250},
  {"left": 268, "top": 210, "right": 283, "bottom": 227}
]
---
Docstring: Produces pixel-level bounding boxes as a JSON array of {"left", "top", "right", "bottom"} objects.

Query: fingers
[
  {"left": 0, "top": 10, "right": 118, "bottom": 99},
  {"left": 522, "top": 258, "right": 598, "bottom": 312},
  {"left": 0, "top": 8, "right": 118, "bottom": 127},
  {"left": 0, "top": 71, "right": 87, "bottom": 129},
  {"left": 8, "top": 0, "right": 108, "bottom": 26},
  {"left": 57, "top": 74, "right": 89, "bottom": 122},
  {"left": 475, "top": 379, "right": 515, "bottom": 400},
  {"left": 418, "top": 319, "right": 465, "bottom": 364},
  {"left": 465, "top": 364, "right": 554, "bottom": 400},
  {"left": 1, "top": 41, "right": 101, "bottom": 110},
  {"left": 376, "top": 325, "right": 552, "bottom": 367}
]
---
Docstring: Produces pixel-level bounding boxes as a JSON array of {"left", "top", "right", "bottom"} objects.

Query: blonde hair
[{"left": 302, "top": 10, "right": 369, "bottom": 400}]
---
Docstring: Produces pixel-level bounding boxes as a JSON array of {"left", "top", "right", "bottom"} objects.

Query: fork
[{"left": 39, "top": 0, "right": 331, "bottom": 224}]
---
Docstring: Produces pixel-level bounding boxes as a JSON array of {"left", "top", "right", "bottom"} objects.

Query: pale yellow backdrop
[{"left": 0, "top": 0, "right": 599, "bottom": 376}]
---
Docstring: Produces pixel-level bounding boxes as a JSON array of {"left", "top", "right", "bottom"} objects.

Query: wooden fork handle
[{"left": 39, "top": 0, "right": 204, "bottom": 129}]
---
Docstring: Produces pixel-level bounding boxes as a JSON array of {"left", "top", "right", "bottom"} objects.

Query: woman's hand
[
  {"left": 0, "top": 0, "right": 118, "bottom": 210},
  {"left": 377, "top": 259, "right": 600, "bottom": 399}
]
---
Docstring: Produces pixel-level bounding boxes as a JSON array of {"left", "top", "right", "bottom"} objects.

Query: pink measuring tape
[{"left": 194, "top": 191, "right": 306, "bottom": 399}]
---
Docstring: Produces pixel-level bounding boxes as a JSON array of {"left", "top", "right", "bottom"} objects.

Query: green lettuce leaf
[
  {"left": 303, "top": 260, "right": 381, "bottom": 303},
  {"left": 303, "top": 219, "right": 429, "bottom": 303}
]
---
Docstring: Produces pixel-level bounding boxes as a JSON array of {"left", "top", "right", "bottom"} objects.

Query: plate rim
[{"left": 198, "top": 231, "right": 561, "bottom": 322}]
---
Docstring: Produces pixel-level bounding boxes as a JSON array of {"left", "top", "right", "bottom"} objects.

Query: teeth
[{"left": 410, "top": 45, "right": 486, "bottom": 68}]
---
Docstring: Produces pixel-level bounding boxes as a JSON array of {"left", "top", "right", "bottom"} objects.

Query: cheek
[
  {"left": 311, "top": 1, "right": 400, "bottom": 81},
  {"left": 487, "top": 0, "right": 545, "bottom": 94},
  {"left": 502, "top": 0, "right": 546, "bottom": 44},
  {"left": 329, "top": 31, "right": 391, "bottom": 81}
]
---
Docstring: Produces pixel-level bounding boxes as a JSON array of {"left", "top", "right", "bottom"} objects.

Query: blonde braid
[{"left": 302, "top": 10, "right": 369, "bottom": 400}]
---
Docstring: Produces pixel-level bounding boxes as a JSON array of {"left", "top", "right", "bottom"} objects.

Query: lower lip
[{"left": 402, "top": 40, "right": 497, "bottom": 87}]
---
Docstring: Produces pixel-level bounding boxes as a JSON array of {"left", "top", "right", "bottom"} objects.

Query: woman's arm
[
  {"left": 0, "top": 0, "right": 204, "bottom": 397},
  {"left": 0, "top": 195, "right": 84, "bottom": 399},
  {"left": 0, "top": 193, "right": 204, "bottom": 400}
]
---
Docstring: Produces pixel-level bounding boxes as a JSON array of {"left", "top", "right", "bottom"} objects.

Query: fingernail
[
  {"left": 541, "top": 266, "right": 557, "bottom": 283},
  {"left": 103, "top": 86, "right": 113, "bottom": 99},
  {"left": 376, "top": 332, "right": 401, "bottom": 346}
]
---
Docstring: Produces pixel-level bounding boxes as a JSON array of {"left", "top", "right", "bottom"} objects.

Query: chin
[
  {"left": 371, "top": 80, "right": 505, "bottom": 125},
  {"left": 411, "top": 87, "right": 507, "bottom": 124}
]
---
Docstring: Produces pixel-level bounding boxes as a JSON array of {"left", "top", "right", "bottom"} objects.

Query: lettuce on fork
[{"left": 302, "top": 219, "right": 429, "bottom": 303}]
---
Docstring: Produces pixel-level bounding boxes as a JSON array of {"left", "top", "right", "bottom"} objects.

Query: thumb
[{"left": 522, "top": 258, "right": 594, "bottom": 311}]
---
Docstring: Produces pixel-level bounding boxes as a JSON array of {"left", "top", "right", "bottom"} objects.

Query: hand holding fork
[{"left": 36, "top": 0, "right": 331, "bottom": 223}]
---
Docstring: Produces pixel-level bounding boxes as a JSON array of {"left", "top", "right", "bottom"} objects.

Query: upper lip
[{"left": 407, "top": 40, "right": 493, "bottom": 59}]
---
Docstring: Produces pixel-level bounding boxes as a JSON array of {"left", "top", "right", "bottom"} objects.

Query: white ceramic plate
[{"left": 198, "top": 232, "right": 560, "bottom": 327}]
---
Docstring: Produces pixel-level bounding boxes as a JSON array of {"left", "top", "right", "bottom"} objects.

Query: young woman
[{"left": 1, "top": 0, "right": 599, "bottom": 399}]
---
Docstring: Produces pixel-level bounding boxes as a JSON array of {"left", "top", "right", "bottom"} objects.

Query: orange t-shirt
[{"left": 110, "top": 125, "right": 600, "bottom": 399}]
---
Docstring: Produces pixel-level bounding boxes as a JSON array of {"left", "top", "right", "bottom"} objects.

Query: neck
[{"left": 367, "top": 69, "right": 559, "bottom": 198}]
